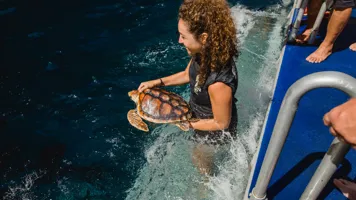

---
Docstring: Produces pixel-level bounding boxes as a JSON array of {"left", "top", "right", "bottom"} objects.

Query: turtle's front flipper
[
  {"left": 127, "top": 109, "right": 149, "bottom": 132},
  {"left": 174, "top": 121, "right": 190, "bottom": 131}
]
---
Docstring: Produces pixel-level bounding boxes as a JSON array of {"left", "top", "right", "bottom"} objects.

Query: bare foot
[
  {"left": 350, "top": 43, "right": 356, "bottom": 51},
  {"left": 306, "top": 43, "right": 333, "bottom": 63},
  {"left": 334, "top": 178, "right": 356, "bottom": 200}
]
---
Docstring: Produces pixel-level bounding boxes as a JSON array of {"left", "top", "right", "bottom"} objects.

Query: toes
[
  {"left": 334, "top": 178, "right": 356, "bottom": 186},
  {"left": 341, "top": 179, "right": 354, "bottom": 185},
  {"left": 315, "top": 57, "right": 323, "bottom": 63},
  {"left": 306, "top": 55, "right": 317, "bottom": 63},
  {"left": 334, "top": 179, "right": 355, "bottom": 199},
  {"left": 334, "top": 179, "right": 346, "bottom": 186},
  {"left": 350, "top": 43, "right": 356, "bottom": 51},
  {"left": 306, "top": 53, "right": 329, "bottom": 63},
  {"left": 306, "top": 55, "right": 313, "bottom": 63}
]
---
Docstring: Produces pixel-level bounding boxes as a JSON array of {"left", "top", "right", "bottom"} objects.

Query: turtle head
[{"left": 128, "top": 90, "right": 139, "bottom": 103}]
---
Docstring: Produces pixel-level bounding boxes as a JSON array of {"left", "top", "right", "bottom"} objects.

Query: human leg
[
  {"left": 306, "top": 7, "right": 352, "bottom": 63},
  {"left": 296, "top": 0, "right": 324, "bottom": 43},
  {"left": 192, "top": 143, "right": 215, "bottom": 176}
]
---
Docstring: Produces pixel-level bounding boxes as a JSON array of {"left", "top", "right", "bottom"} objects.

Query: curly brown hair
[{"left": 178, "top": 0, "right": 239, "bottom": 87}]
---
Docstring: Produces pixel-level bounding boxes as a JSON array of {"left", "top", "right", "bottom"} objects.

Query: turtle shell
[{"left": 136, "top": 88, "right": 192, "bottom": 123}]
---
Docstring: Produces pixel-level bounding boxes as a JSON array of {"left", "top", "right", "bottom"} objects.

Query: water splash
[
  {"left": 3, "top": 170, "right": 46, "bottom": 200},
  {"left": 125, "top": 3, "right": 289, "bottom": 200}
]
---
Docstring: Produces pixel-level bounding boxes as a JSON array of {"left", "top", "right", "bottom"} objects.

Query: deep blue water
[{"left": 1, "top": 0, "right": 288, "bottom": 199}]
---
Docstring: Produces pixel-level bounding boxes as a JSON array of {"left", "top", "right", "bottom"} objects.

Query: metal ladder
[
  {"left": 288, "top": 0, "right": 334, "bottom": 44},
  {"left": 249, "top": 71, "right": 356, "bottom": 200}
]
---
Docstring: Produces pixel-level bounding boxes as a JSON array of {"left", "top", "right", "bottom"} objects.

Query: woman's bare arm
[
  {"left": 138, "top": 59, "right": 192, "bottom": 92},
  {"left": 189, "top": 82, "right": 233, "bottom": 131}
]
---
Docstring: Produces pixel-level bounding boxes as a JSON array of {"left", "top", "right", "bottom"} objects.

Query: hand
[
  {"left": 138, "top": 79, "right": 160, "bottom": 92},
  {"left": 323, "top": 98, "right": 356, "bottom": 148},
  {"left": 333, "top": 178, "right": 356, "bottom": 200}
]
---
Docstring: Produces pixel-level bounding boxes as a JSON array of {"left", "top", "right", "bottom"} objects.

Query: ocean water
[{"left": 1, "top": 0, "right": 292, "bottom": 199}]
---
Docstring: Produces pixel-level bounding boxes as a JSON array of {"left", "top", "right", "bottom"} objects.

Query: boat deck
[{"left": 247, "top": 9, "right": 356, "bottom": 199}]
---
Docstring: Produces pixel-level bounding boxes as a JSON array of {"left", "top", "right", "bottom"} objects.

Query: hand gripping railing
[
  {"left": 307, "top": 0, "right": 334, "bottom": 44},
  {"left": 250, "top": 71, "right": 356, "bottom": 200},
  {"left": 288, "top": 0, "right": 334, "bottom": 44}
]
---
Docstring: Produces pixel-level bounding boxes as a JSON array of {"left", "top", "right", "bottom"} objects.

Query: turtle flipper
[
  {"left": 174, "top": 121, "right": 190, "bottom": 131},
  {"left": 127, "top": 109, "right": 149, "bottom": 132}
]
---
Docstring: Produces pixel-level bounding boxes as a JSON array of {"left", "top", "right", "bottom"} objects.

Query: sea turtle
[{"left": 127, "top": 88, "right": 194, "bottom": 132}]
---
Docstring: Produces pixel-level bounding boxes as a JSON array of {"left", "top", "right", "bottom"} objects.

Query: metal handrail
[
  {"left": 249, "top": 71, "right": 356, "bottom": 200},
  {"left": 300, "top": 137, "right": 350, "bottom": 199},
  {"left": 288, "top": 0, "right": 334, "bottom": 43},
  {"left": 308, "top": 0, "right": 334, "bottom": 44},
  {"left": 288, "top": 0, "right": 309, "bottom": 42}
]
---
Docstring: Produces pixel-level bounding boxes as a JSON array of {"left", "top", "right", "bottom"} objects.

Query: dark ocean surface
[{"left": 0, "top": 0, "right": 291, "bottom": 199}]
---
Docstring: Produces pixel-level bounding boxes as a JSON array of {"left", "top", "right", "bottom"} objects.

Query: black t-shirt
[
  {"left": 188, "top": 55, "right": 238, "bottom": 142},
  {"left": 189, "top": 56, "right": 238, "bottom": 119}
]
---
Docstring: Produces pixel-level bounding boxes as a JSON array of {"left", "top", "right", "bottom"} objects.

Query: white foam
[
  {"left": 231, "top": 5, "right": 256, "bottom": 45},
  {"left": 125, "top": 125, "right": 201, "bottom": 200},
  {"left": 125, "top": 3, "right": 290, "bottom": 200},
  {"left": 125, "top": 41, "right": 185, "bottom": 70},
  {"left": 4, "top": 170, "right": 46, "bottom": 200}
]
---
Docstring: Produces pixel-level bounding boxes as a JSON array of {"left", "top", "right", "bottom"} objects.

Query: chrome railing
[
  {"left": 249, "top": 71, "right": 356, "bottom": 200},
  {"left": 288, "top": 0, "right": 334, "bottom": 44}
]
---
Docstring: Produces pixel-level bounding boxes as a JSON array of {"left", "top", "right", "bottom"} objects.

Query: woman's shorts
[{"left": 334, "top": 0, "right": 355, "bottom": 8}]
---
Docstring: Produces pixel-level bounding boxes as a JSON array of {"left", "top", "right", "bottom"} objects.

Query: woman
[{"left": 138, "top": 0, "right": 239, "bottom": 176}]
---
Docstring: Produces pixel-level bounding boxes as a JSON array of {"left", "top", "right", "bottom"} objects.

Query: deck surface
[{"left": 248, "top": 10, "right": 356, "bottom": 200}]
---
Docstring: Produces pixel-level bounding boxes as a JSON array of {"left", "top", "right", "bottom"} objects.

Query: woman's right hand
[{"left": 138, "top": 79, "right": 160, "bottom": 92}]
